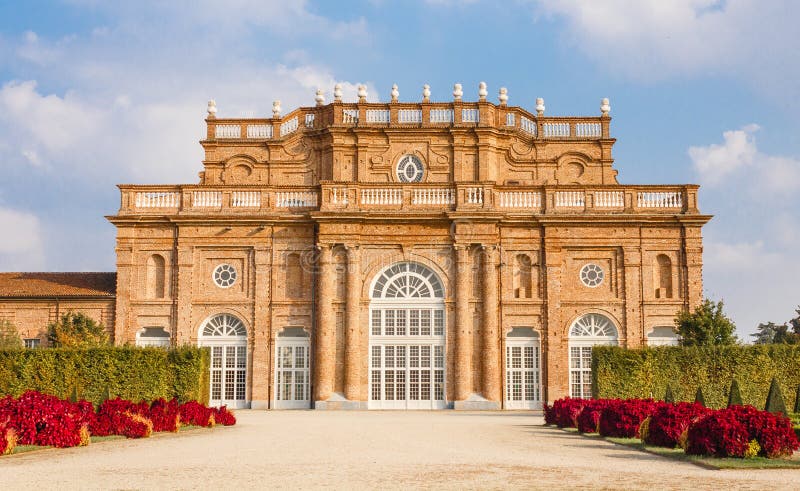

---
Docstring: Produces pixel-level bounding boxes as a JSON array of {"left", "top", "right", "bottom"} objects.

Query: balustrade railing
[
  {"left": 366, "top": 109, "right": 390, "bottom": 123},
  {"left": 430, "top": 109, "right": 454, "bottom": 123},
  {"left": 305, "top": 113, "right": 315, "bottom": 128},
  {"left": 520, "top": 116, "right": 536, "bottom": 136},
  {"left": 215, "top": 124, "right": 241, "bottom": 139},
  {"left": 120, "top": 185, "right": 693, "bottom": 215},
  {"left": 342, "top": 109, "right": 359, "bottom": 124},
  {"left": 461, "top": 108, "right": 479, "bottom": 123},
  {"left": 280, "top": 117, "right": 299, "bottom": 137},
  {"left": 246, "top": 124, "right": 272, "bottom": 138},
  {"left": 498, "top": 191, "right": 541, "bottom": 209},
  {"left": 543, "top": 122, "right": 571, "bottom": 138},
  {"left": 398, "top": 109, "right": 422, "bottom": 124}
]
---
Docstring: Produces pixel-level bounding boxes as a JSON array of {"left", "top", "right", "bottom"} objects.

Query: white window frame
[
  {"left": 568, "top": 314, "right": 618, "bottom": 399},
  {"left": 505, "top": 333, "right": 541, "bottom": 410},
  {"left": 24, "top": 338, "right": 40, "bottom": 349},
  {"left": 135, "top": 327, "right": 171, "bottom": 348},
  {"left": 273, "top": 334, "right": 311, "bottom": 409},
  {"left": 198, "top": 314, "right": 249, "bottom": 409}
]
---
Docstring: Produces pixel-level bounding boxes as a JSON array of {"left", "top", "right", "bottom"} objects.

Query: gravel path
[{"left": 1, "top": 410, "right": 799, "bottom": 490}]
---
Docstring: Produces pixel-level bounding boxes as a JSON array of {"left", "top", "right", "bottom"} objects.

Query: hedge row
[
  {"left": 0, "top": 347, "right": 210, "bottom": 405},
  {"left": 592, "top": 345, "right": 800, "bottom": 409}
]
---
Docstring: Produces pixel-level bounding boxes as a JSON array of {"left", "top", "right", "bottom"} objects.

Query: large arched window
[
  {"left": 198, "top": 314, "right": 248, "bottom": 408},
  {"left": 369, "top": 262, "right": 446, "bottom": 409},
  {"left": 568, "top": 313, "right": 618, "bottom": 399},
  {"left": 146, "top": 254, "right": 166, "bottom": 299}
]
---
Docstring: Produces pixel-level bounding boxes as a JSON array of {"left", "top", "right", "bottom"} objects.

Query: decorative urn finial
[
  {"left": 391, "top": 84, "right": 399, "bottom": 102},
  {"left": 334, "top": 83, "right": 343, "bottom": 102},
  {"left": 453, "top": 83, "right": 463, "bottom": 101},
  {"left": 478, "top": 82, "right": 488, "bottom": 101},
  {"left": 498, "top": 87, "right": 508, "bottom": 105},
  {"left": 272, "top": 100, "right": 282, "bottom": 118},
  {"left": 207, "top": 99, "right": 217, "bottom": 118},
  {"left": 422, "top": 84, "right": 431, "bottom": 102},
  {"left": 600, "top": 97, "right": 611, "bottom": 116},
  {"left": 357, "top": 84, "right": 368, "bottom": 103},
  {"left": 315, "top": 89, "right": 325, "bottom": 106},
  {"left": 535, "top": 97, "right": 545, "bottom": 116}
]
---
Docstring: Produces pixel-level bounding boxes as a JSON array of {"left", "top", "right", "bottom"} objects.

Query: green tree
[
  {"left": 675, "top": 299, "right": 737, "bottom": 346},
  {"left": 765, "top": 377, "right": 788, "bottom": 415},
  {"left": 727, "top": 379, "right": 743, "bottom": 407},
  {"left": 0, "top": 319, "right": 23, "bottom": 349},
  {"left": 46, "top": 311, "right": 109, "bottom": 348},
  {"left": 751, "top": 321, "right": 784, "bottom": 344}
]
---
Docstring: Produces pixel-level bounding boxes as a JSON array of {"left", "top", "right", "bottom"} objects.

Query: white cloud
[
  {"left": 532, "top": 0, "right": 800, "bottom": 104},
  {"left": 0, "top": 207, "right": 46, "bottom": 271},
  {"left": 689, "top": 124, "right": 800, "bottom": 193}
]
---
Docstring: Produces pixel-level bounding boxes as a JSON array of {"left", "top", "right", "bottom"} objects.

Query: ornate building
[{"left": 1, "top": 83, "right": 711, "bottom": 410}]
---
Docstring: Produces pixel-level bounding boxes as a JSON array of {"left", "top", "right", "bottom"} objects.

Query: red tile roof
[{"left": 0, "top": 273, "right": 117, "bottom": 298}]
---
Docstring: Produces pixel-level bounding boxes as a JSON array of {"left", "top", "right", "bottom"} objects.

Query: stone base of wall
[
  {"left": 314, "top": 399, "right": 368, "bottom": 410},
  {"left": 454, "top": 394, "right": 501, "bottom": 411}
]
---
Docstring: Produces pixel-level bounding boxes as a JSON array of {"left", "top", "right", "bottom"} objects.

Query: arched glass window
[
  {"left": 369, "top": 262, "right": 446, "bottom": 409},
  {"left": 568, "top": 313, "right": 618, "bottom": 399},
  {"left": 199, "top": 314, "right": 248, "bottom": 408}
]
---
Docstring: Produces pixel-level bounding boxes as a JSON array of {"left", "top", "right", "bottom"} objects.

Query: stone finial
[
  {"left": 478, "top": 82, "right": 488, "bottom": 101},
  {"left": 357, "top": 84, "right": 368, "bottom": 103},
  {"left": 207, "top": 99, "right": 217, "bottom": 117},
  {"left": 600, "top": 97, "right": 611, "bottom": 116},
  {"left": 315, "top": 89, "right": 325, "bottom": 106},
  {"left": 498, "top": 87, "right": 508, "bottom": 105},
  {"left": 422, "top": 84, "right": 431, "bottom": 102},
  {"left": 391, "top": 84, "right": 399, "bottom": 102},
  {"left": 272, "top": 100, "right": 281, "bottom": 118},
  {"left": 453, "top": 83, "right": 463, "bottom": 101},
  {"left": 535, "top": 97, "right": 545, "bottom": 116},
  {"left": 334, "top": 83, "right": 343, "bottom": 102}
]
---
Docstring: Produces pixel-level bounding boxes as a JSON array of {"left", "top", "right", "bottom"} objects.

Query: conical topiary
[
  {"left": 765, "top": 377, "right": 787, "bottom": 415},
  {"left": 664, "top": 385, "right": 675, "bottom": 403},
  {"left": 727, "top": 379, "right": 743, "bottom": 407},
  {"left": 104, "top": 386, "right": 112, "bottom": 402},
  {"left": 70, "top": 387, "right": 78, "bottom": 403},
  {"left": 695, "top": 387, "right": 706, "bottom": 407},
  {"left": 794, "top": 385, "right": 800, "bottom": 414}
]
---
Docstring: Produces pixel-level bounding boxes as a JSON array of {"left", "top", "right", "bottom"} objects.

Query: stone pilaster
[
  {"left": 622, "top": 247, "right": 641, "bottom": 348},
  {"left": 175, "top": 245, "right": 194, "bottom": 345},
  {"left": 481, "top": 245, "right": 501, "bottom": 406},
  {"left": 113, "top": 244, "right": 133, "bottom": 345},
  {"left": 454, "top": 244, "right": 472, "bottom": 402},
  {"left": 344, "top": 244, "right": 362, "bottom": 402},
  {"left": 313, "top": 244, "right": 336, "bottom": 404},
  {"left": 251, "top": 246, "right": 271, "bottom": 409}
]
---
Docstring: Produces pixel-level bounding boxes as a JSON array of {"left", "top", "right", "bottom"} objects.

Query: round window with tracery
[
  {"left": 213, "top": 264, "right": 237, "bottom": 288},
  {"left": 580, "top": 263, "right": 604, "bottom": 288},
  {"left": 396, "top": 155, "right": 424, "bottom": 183}
]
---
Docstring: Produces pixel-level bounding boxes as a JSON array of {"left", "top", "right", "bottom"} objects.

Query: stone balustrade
[
  {"left": 205, "top": 101, "right": 611, "bottom": 142},
  {"left": 118, "top": 184, "right": 698, "bottom": 216}
]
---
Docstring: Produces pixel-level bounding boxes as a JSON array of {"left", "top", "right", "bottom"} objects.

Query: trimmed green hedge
[
  {"left": 592, "top": 345, "right": 800, "bottom": 409},
  {"left": 0, "top": 347, "right": 210, "bottom": 405}
]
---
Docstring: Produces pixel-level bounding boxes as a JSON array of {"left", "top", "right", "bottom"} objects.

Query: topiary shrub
[
  {"left": 549, "top": 398, "right": 587, "bottom": 428},
  {"left": 765, "top": 377, "right": 788, "bottom": 415},
  {"left": 645, "top": 402, "right": 709, "bottom": 448},
  {"left": 727, "top": 379, "right": 743, "bottom": 407},
  {"left": 695, "top": 387, "right": 706, "bottom": 407},
  {"left": 794, "top": 385, "right": 800, "bottom": 414},
  {"left": 664, "top": 385, "right": 674, "bottom": 403}
]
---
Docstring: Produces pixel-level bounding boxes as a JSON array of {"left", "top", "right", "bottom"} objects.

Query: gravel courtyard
[{"left": 1, "top": 410, "right": 799, "bottom": 490}]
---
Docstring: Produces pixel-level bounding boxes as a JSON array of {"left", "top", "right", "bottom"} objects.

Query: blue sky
[{"left": 0, "top": 0, "right": 798, "bottom": 338}]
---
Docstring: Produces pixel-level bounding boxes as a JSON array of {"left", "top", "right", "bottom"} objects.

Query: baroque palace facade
[{"left": 0, "top": 83, "right": 711, "bottom": 410}]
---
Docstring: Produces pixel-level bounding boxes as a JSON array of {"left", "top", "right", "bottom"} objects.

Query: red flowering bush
[
  {"left": 212, "top": 406, "right": 237, "bottom": 426},
  {"left": 686, "top": 409, "right": 750, "bottom": 457},
  {"left": 576, "top": 399, "right": 612, "bottom": 434},
  {"left": 148, "top": 398, "right": 181, "bottom": 432},
  {"left": 645, "top": 402, "right": 709, "bottom": 448},
  {"left": 726, "top": 405, "right": 799, "bottom": 458},
  {"left": 543, "top": 403, "right": 556, "bottom": 425},
  {"left": 598, "top": 399, "right": 658, "bottom": 438},
  {"left": 0, "top": 391, "right": 93, "bottom": 447},
  {"left": 549, "top": 398, "right": 588, "bottom": 428},
  {"left": 91, "top": 397, "right": 153, "bottom": 439},
  {"left": 179, "top": 401, "right": 216, "bottom": 427}
]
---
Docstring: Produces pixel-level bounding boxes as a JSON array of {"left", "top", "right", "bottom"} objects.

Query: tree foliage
[
  {"left": 675, "top": 299, "right": 737, "bottom": 346},
  {"left": 46, "top": 311, "right": 109, "bottom": 348},
  {"left": 727, "top": 379, "right": 743, "bottom": 407},
  {"left": 765, "top": 377, "right": 788, "bottom": 415},
  {"left": 0, "top": 319, "right": 23, "bottom": 349},
  {"left": 752, "top": 307, "right": 800, "bottom": 344}
]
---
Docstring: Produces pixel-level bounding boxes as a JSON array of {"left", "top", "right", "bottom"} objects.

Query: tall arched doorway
[
  {"left": 368, "top": 262, "right": 446, "bottom": 409},
  {"left": 568, "top": 313, "right": 618, "bottom": 399},
  {"left": 198, "top": 313, "right": 249, "bottom": 408}
]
